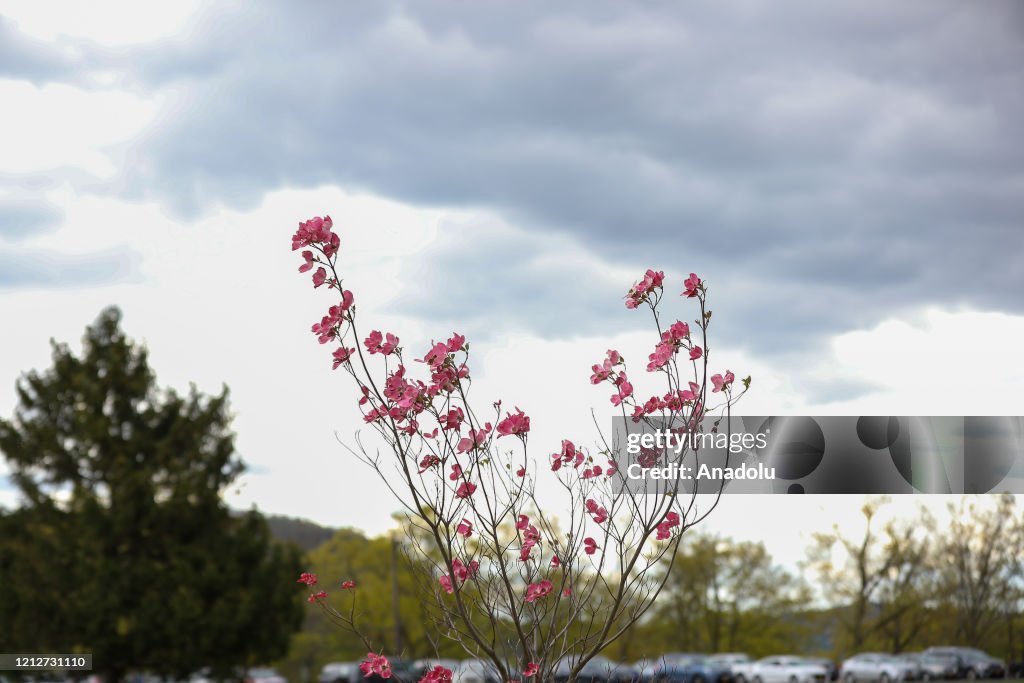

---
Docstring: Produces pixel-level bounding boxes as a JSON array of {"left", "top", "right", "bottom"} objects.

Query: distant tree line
[{"left": 276, "top": 496, "right": 1023, "bottom": 679}]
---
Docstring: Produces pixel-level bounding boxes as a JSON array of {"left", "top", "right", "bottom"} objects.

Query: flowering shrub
[{"left": 289, "top": 215, "right": 748, "bottom": 683}]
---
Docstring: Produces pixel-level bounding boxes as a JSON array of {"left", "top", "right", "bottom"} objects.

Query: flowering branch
[{"left": 289, "top": 216, "right": 749, "bottom": 683}]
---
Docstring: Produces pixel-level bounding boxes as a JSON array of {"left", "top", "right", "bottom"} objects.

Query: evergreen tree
[{"left": 0, "top": 307, "right": 304, "bottom": 681}]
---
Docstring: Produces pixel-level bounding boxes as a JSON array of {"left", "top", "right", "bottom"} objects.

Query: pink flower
[
  {"left": 456, "top": 424, "right": 491, "bottom": 453},
  {"left": 297, "top": 572, "right": 318, "bottom": 585},
  {"left": 341, "top": 580, "right": 356, "bottom": 589},
  {"left": 656, "top": 510, "right": 681, "bottom": 540},
  {"left": 455, "top": 481, "right": 477, "bottom": 499},
  {"left": 447, "top": 333, "right": 466, "bottom": 352},
  {"left": 682, "top": 272, "right": 702, "bottom": 298},
  {"left": 516, "top": 514, "right": 530, "bottom": 530},
  {"left": 360, "top": 653, "right": 392, "bottom": 679},
  {"left": 291, "top": 215, "right": 338, "bottom": 252},
  {"left": 585, "top": 499, "right": 608, "bottom": 524},
  {"left": 456, "top": 518, "right": 473, "bottom": 538},
  {"left": 307, "top": 590, "right": 328, "bottom": 602},
  {"left": 689, "top": 346, "right": 703, "bottom": 360},
  {"left": 711, "top": 370, "right": 735, "bottom": 393},
  {"left": 418, "top": 454, "right": 440, "bottom": 473},
  {"left": 523, "top": 664, "right": 539, "bottom": 678},
  {"left": 497, "top": 408, "right": 531, "bottom": 438},
  {"left": 611, "top": 373, "right": 633, "bottom": 407},
  {"left": 524, "top": 579, "right": 554, "bottom": 603},
  {"left": 550, "top": 555, "right": 561, "bottom": 568},
  {"left": 364, "top": 330, "right": 400, "bottom": 355},
  {"left": 647, "top": 340, "right": 676, "bottom": 372},
  {"left": 312, "top": 266, "right": 328, "bottom": 288},
  {"left": 332, "top": 347, "right": 355, "bottom": 369},
  {"left": 516, "top": 465, "right": 526, "bottom": 477},
  {"left": 419, "top": 666, "right": 453, "bottom": 683},
  {"left": 625, "top": 269, "right": 665, "bottom": 308},
  {"left": 669, "top": 320, "right": 690, "bottom": 340},
  {"left": 590, "top": 349, "right": 623, "bottom": 384},
  {"left": 563, "top": 588, "right": 572, "bottom": 597},
  {"left": 519, "top": 523, "right": 542, "bottom": 561},
  {"left": 583, "top": 537, "right": 598, "bottom": 555},
  {"left": 299, "top": 250, "right": 315, "bottom": 273},
  {"left": 420, "top": 341, "right": 449, "bottom": 368},
  {"left": 439, "top": 575, "right": 454, "bottom": 594},
  {"left": 439, "top": 408, "right": 464, "bottom": 432}
]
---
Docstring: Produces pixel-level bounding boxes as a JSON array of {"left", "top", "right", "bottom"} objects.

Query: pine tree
[{"left": 0, "top": 307, "right": 304, "bottom": 681}]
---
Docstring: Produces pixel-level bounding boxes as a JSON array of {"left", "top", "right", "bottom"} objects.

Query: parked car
[
  {"left": 319, "top": 662, "right": 359, "bottom": 683},
  {"left": 922, "top": 648, "right": 1006, "bottom": 679},
  {"left": 804, "top": 660, "right": 838, "bottom": 682},
  {"left": 453, "top": 659, "right": 502, "bottom": 683},
  {"left": 709, "top": 655, "right": 754, "bottom": 683},
  {"left": 742, "top": 656, "right": 829, "bottom": 683},
  {"left": 915, "top": 654, "right": 960, "bottom": 681},
  {"left": 654, "top": 654, "right": 732, "bottom": 683},
  {"left": 245, "top": 669, "right": 288, "bottom": 683},
  {"left": 839, "top": 654, "right": 917, "bottom": 683},
  {"left": 554, "top": 655, "right": 634, "bottom": 683}
]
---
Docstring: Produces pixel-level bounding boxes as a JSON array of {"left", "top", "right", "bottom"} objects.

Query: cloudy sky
[{"left": 2, "top": 0, "right": 1023, "bottom": 566}]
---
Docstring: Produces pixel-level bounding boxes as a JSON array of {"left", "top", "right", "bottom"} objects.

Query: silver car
[{"left": 840, "top": 654, "right": 916, "bottom": 683}]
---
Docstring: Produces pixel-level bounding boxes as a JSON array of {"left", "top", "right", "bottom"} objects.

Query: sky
[{"left": 1, "top": 0, "right": 1023, "bottom": 570}]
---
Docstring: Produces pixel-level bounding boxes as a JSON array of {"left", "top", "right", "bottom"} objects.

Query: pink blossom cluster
[
  {"left": 630, "top": 382, "right": 702, "bottom": 422},
  {"left": 550, "top": 439, "right": 582, "bottom": 472},
  {"left": 583, "top": 537, "right": 598, "bottom": 555},
  {"left": 439, "top": 558, "right": 480, "bottom": 594},
  {"left": 297, "top": 572, "right": 318, "bottom": 586},
  {"left": 647, "top": 320, "right": 700, "bottom": 372},
  {"left": 590, "top": 349, "right": 634, "bottom": 407},
  {"left": 524, "top": 579, "right": 554, "bottom": 603},
  {"left": 681, "top": 272, "right": 702, "bottom": 298},
  {"left": 360, "top": 653, "right": 392, "bottom": 679},
  {"left": 624, "top": 269, "right": 665, "bottom": 309},
  {"left": 517, "top": 514, "right": 542, "bottom": 561},
  {"left": 419, "top": 666, "right": 453, "bottom": 683},
  {"left": 496, "top": 407, "right": 531, "bottom": 438},
  {"left": 293, "top": 216, "right": 341, "bottom": 290},
  {"left": 711, "top": 370, "right": 736, "bottom": 393},
  {"left": 585, "top": 498, "right": 608, "bottom": 524},
  {"left": 656, "top": 511, "right": 681, "bottom": 540}
]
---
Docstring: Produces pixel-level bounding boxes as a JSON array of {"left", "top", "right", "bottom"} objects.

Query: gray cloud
[
  {"left": 4, "top": 0, "right": 1023, "bottom": 352},
  {"left": 0, "top": 198, "right": 64, "bottom": 238},
  {"left": 0, "top": 247, "right": 140, "bottom": 289}
]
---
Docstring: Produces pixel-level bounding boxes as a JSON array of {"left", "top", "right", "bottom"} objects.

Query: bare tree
[{"left": 938, "top": 494, "right": 1024, "bottom": 647}]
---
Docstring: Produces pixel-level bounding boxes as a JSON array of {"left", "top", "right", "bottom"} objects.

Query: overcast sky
[{"left": 1, "top": 0, "right": 1023, "bottom": 568}]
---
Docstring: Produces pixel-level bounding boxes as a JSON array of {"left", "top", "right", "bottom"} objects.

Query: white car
[
  {"left": 319, "top": 663, "right": 359, "bottom": 683},
  {"left": 840, "top": 655, "right": 917, "bottom": 683},
  {"left": 710, "top": 654, "right": 753, "bottom": 682},
  {"left": 746, "top": 657, "right": 829, "bottom": 683}
]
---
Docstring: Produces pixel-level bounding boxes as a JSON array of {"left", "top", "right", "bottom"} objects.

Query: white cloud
[{"left": 0, "top": 0, "right": 203, "bottom": 45}]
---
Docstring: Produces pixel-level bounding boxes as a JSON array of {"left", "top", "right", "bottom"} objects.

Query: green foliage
[{"left": 0, "top": 307, "right": 305, "bottom": 681}]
